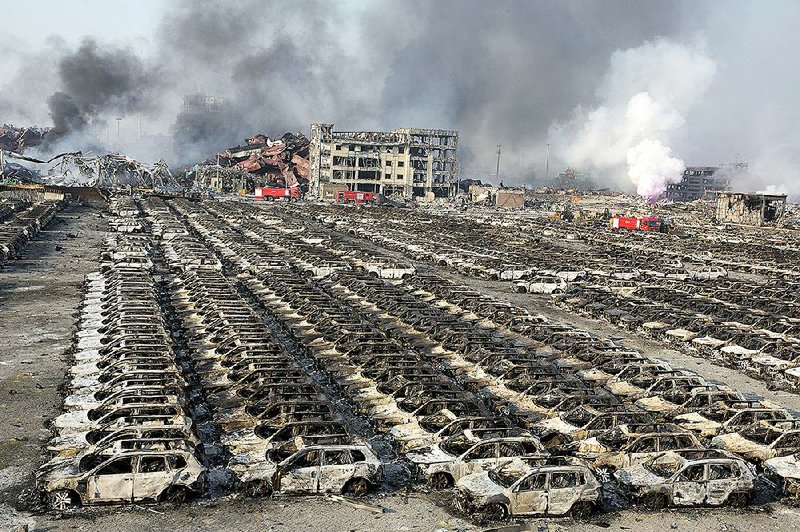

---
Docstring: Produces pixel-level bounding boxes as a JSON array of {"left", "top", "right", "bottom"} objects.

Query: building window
[
  {"left": 385, "top": 160, "right": 392, "bottom": 167},
  {"left": 398, "top": 147, "right": 405, "bottom": 154},
  {"left": 335, "top": 145, "right": 342, "bottom": 151},
  {"left": 397, "top": 161, "right": 405, "bottom": 167},
  {"left": 385, "top": 173, "right": 391, "bottom": 179},
  {"left": 396, "top": 174, "right": 403, "bottom": 180}
]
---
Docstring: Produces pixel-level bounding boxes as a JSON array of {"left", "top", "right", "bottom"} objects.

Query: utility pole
[
  {"left": 115, "top": 117, "right": 122, "bottom": 150},
  {"left": 495, "top": 144, "right": 502, "bottom": 180},
  {"left": 545, "top": 143, "right": 550, "bottom": 181},
  {"left": 138, "top": 116, "right": 142, "bottom": 140},
  {"left": 0, "top": 149, "right": 5, "bottom": 183}
]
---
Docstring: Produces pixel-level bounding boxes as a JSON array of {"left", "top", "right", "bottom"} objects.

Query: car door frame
[
  {"left": 509, "top": 471, "right": 549, "bottom": 516},
  {"left": 84, "top": 456, "right": 136, "bottom": 504},
  {"left": 547, "top": 469, "right": 584, "bottom": 515},
  {"left": 317, "top": 449, "right": 355, "bottom": 493},
  {"left": 277, "top": 449, "right": 321, "bottom": 493},
  {"left": 670, "top": 463, "right": 707, "bottom": 506},
  {"left": 132, "top": 454, "right": 173, "bottom": 502}
]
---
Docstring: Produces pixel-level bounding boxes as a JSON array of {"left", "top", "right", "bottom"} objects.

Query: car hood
[
  {"left": 535, "top": 416, "right": 578, "bottom": 435},
  {"left": 765, "top": 455, "right": 800, "bottom": 480},
  {"left": 406, "top": 446, "right": 453, "bottom": 465},
  {"left": 456, "top": 471, "right": 505, "bottom": 498},
  {"left": 231, "top": 460, "right": 277, "bottom": 483},
  {"left": 37, "top": 458, "right": 81, "bottom": 482},
  {"left": 615, "top": 465, "right": 665, "bottom": 487}
]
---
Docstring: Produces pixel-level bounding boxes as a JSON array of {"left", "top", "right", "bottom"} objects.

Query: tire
[
  {"left": 727, "top": 492, "right": 750, "bottom": 508},
  {"left": 160, "top": 486, "right": 189, "bottom": 505},
  {"left": 343, "top": 477, "right": 371, "bottom": 497},
  {"left": 48, "top": 489, "right": 80, "bottom": 511},
  {"left": 429, "top": 472, "right": 454, "bottom": 490},
  {"left": 642, "top": 491, "right": 669, "bottom": 510},
  {"left": 480, "top": 502, "right": 508, "bottom": 522},
  {"left": 244, "top": 480, "right": 274, "bottom": 498},
  {"left": 569, "top": 501, "right": 595, "bottom": 519}
]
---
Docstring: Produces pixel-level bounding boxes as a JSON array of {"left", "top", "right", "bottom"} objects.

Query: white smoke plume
[{"left": 550, "top": 39, "right": 716, "bottom": 199}]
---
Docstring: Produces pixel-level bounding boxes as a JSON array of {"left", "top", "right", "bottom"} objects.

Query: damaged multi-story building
[
  {"left": 308, "top": 123, "right": 458, "bottom": 199},
  {"left": 715, "top": 192, "right": 787, "bottom": 225},
  {"left": 665, "top": 163, "right": 747, "bottom": 202}
]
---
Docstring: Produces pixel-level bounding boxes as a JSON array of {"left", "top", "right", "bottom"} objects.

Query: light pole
[
  {"left": 115, "top": 117, "right": 122, "bottom": 150},
  {"left": 545, "top": 143, "right": 550, "bottom": 181}
]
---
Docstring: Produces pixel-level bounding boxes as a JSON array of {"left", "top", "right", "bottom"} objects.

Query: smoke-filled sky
[{"left": 1, "top": 0, "right": 800, "bottom": 196}]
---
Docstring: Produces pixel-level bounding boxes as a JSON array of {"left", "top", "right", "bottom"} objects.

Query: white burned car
[
  {"left": 615, "top": 449, "right": 754, "bottom": 509},
  {"left": 692, "top": 266, "right": 728, "bottom": 280},
  {"left": 513, "top": 276, "right": 567, "bottom": 294},
  {"left": 362, "top": 262, "right": 415, "bottom": 279},
  {"left": 765, "top": 452, "right": 800, "bottom": 497},
  {"left": 408, "top": 432, "right": 548, "bottom": 489},
  {"left": 234, "top": 444, "right": 383, "bottom": 497},
  {"left": 37, "top": 449, "right": 206, "bottom": 510},
  {"left": 456, "top": 460, "right": 601, "bottom": 520}
]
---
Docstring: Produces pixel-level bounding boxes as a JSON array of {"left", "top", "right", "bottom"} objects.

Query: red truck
[
  {"left": 254, "top": 186, "right": 301, "bottom": 201},
  {"left": 611, "top": 215, "right": 664, "bottom": 232},
  {"left": 336, "top": 190, "right": 378, "bottom": 204}
]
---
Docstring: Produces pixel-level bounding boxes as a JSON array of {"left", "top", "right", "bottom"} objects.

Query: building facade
[
  {"left": 715, "top": 192, "right": 787, "bottom": 226},
  {"left": 665, "top": 163, "right": 747, "bottom": 202},
  {"left": 309, "top": 123, "right": 458, "bottom": 199}
]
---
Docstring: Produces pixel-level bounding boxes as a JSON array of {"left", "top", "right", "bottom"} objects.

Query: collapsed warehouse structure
[
  {"left": 309, "top": 123, "right": 458, "bottom": 199},
  {"left": 190, "top": 133, "right": 311, "bottom": 194},
  {"left": 0, "top": 124, "right": 49, "bottom": 153},
  {"left": 715, "top": 191, "right": 788, "bottom": 225},
  {"left": 1, "top": 150, "right": 178, "bottom": 190}
]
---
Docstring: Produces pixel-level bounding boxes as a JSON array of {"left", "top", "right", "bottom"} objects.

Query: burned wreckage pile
[
  {"left": 34, "top": 196, "right": 800, "bottom": 522},
  {"left": 191, "top": 133, "right": 311, "bottom": 193},
  {"left": 0, "top": 124, "right": 49, "bottom": 153}
]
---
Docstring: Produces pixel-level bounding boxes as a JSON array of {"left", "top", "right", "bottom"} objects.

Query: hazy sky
[{"left": 3, "top": 1, "right": 163, "bottom": 49}]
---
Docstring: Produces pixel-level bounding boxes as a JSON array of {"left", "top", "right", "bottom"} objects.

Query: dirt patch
[{"left": 0, "top": 204, "right": 107, "bottom": 507}]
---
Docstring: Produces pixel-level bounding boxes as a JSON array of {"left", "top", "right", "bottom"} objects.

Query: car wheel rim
[
  {"left": 167, "top": 489, "right": 186, "bottom": 504},
  {"left": 598, "top": 467, "right": 613, "bottom": 483},
  {"left": 52, "top": 492, "right": 71, "bottom": 510},
  {"left": 485, "top": 504, "right": 505, "bottom": 521}
]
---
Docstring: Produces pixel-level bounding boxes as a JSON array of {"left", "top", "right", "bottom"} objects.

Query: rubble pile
[
  {"left": 215, "top": 132, "right": 311, "bottom": 190},
  {"left": 0, "top": 124, "right": 49, "bottom": 153}
]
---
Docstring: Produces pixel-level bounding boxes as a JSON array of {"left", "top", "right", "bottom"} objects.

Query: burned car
[
  {"left": 37, "top": 449, "right": 206, "bottom": 510},
  {"left": 456, "top": 459, "right": 601, "bottom": 520},
  {"left": 764, "top": 452, "right": 800, "bottom": 497},
  {"left": 614, "top": 449, "right": 754, "bottom": 509},
  {"left": 408, "top": 431, "right": 548, "bottom": 489},
  {"left": 710, "top": 421, "right": 800, "bottom": 462},
  {"left": 233, "top": 443, "right": 382, "bottom": 497},
  {"left": 577, "top": 425, "right": 703, "bottom": 471}
]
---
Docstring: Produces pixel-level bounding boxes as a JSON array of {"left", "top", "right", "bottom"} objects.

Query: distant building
[
  {"left": 553, "top": 168, "right": 593, "bottom": 190},
  {"left": 182, "top": 94, "right": 226, "bottom": 113},
  {"left": 666, "top": 163, "right": 747, "bottom": 202},
  {"left": 715, "top": 192, "right": 787, "bottom": 226},
  {"left": 309, "top": 123, "right": 458, "bottom": 199}
]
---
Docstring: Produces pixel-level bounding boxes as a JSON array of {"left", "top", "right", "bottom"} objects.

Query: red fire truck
[
  {"left": 254, "top": 187, "right": 301, "bottom": 201},
  {"left": 610, "top": 216, "right": 664, "bottom": 232},
  {"left": 335, "top": 190, "right": 378, "bottom": 204}
]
